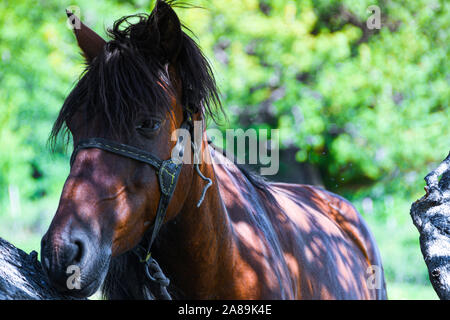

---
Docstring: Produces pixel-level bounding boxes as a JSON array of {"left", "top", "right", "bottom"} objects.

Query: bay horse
[{"left": 41, "top": 0, "right": 387, "bottom": 299}]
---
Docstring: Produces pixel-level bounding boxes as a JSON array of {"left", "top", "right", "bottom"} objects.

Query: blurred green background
[{"left": 0, "top": 0, "right": 448, "bottom": 299}]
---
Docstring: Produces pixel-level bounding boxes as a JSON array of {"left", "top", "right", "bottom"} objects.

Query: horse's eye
[{"left": 136, "top": 119, "right": 162, "bottom": 133}]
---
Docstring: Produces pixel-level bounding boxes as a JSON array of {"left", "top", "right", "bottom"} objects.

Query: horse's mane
[
  {"left": 50, "top": 1, "right": 222, "bottom": 149},
  {"left": 207, "top": 141, "right": 273, "bottom": 193}
]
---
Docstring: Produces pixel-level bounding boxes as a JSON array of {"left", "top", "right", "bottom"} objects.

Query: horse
[{"left": 40, "top": 0, "right": 387, "bottom": 299}]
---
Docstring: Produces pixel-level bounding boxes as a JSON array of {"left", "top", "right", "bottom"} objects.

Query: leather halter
[{"left": 69, "top": 110, "right": 206, "bottom": 300}]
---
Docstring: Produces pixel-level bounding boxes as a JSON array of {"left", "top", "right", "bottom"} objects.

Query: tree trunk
[
  {"left": 410, "top": 151, "right": 450, "bottom": 300},
  {"left": 0, "top": 237, "right": 76, "bottom": 300}
]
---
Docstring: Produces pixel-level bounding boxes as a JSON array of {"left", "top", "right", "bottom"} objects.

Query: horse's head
[{"left": 40, "top": 1, "right": 220, "bottom": 298}]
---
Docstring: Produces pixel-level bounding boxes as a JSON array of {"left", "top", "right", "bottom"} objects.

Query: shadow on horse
[{"left": 41, "top": 0, "right": 387, "bottom": 300}]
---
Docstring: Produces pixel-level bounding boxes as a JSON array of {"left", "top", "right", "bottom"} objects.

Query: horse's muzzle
[{"left": 40, "top": 226, "right": 106, "bottom": 298}]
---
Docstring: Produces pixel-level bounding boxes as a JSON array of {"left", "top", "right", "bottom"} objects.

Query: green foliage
[{"left": 0, "top": 0, "right": 447, "bottom": 299}]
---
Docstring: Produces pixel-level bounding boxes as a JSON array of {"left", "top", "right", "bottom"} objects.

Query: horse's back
[{"left": 212, "top": 150, "right": 386, "bottom": 299}]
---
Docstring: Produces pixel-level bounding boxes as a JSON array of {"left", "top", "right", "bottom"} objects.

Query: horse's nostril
[{"left": 73, "top": 240, "right": 84, "bottom": 264}]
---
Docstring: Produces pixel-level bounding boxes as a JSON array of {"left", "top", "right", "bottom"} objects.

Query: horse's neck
[
  {"left": 103, "top": 142, "right": 244, "bottom": 299},
  {"left": 102, "top": 141, "right": 236, "bottom": 299},
  {"left": 152, "top": 142, "right": 236, "bottom": 299}
]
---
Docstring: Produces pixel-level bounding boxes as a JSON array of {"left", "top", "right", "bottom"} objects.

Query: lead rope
[{"left": 138, "top": 252, "right": 172, "bottom": 300}]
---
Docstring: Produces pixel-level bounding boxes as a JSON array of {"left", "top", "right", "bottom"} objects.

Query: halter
[{"left": 70, "top": 109, "right": 211, "bottom": 300}]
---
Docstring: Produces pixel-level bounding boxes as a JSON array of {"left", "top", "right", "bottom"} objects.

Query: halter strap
[{"left": 70, "top": 138, "right": 163, "bottom": 169}]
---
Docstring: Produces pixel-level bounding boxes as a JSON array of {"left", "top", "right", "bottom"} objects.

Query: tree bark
[
  {"left": 0, "top": 237, "right": 76, "bottom": 300},
  {"left": 410, "top": 151, "right": 450, "bottom": 300}
]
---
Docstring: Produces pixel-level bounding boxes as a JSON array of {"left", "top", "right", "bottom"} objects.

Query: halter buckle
[{"left": 158, "top": 159, "right": 182, "bottom": 196}]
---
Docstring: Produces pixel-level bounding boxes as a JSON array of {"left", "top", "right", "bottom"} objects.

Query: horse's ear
[
  {"left": 66, "top": 9, "right": 106, "bottom": 63},
  {"left": 152, "top": 0, "right": 183, "bottom": 64}
]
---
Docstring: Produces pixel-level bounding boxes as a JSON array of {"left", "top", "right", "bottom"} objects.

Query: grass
[{"left": 387, "top": 282, "right": 438, "bottom": 300}]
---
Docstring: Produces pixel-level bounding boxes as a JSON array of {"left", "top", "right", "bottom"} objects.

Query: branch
[
  {"left": 0, "top": 237, "right": 78, "bottom": 300},
  {"left": 410, "top": 151, "right": 450, "bottom": 300}
]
